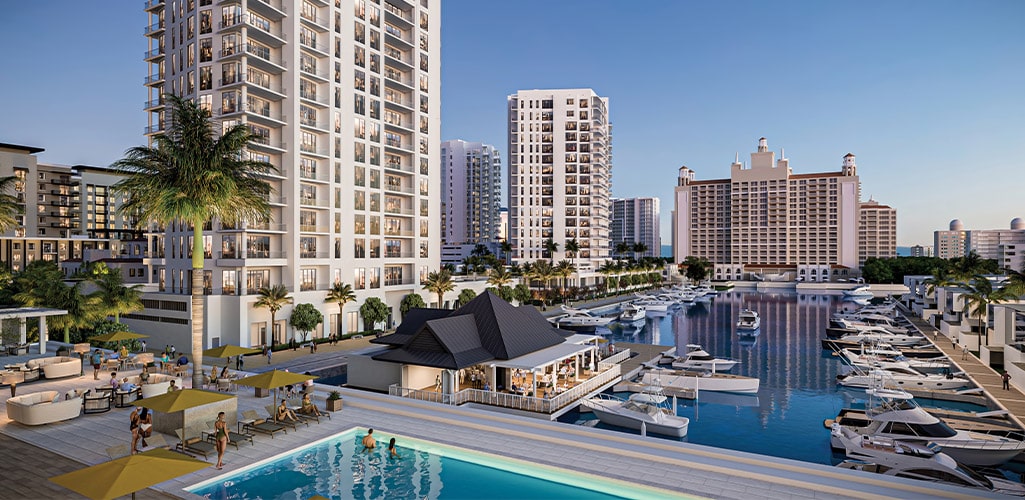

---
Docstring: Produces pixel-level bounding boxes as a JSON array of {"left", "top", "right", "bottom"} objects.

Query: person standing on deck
[
  {"left": 1003, "top": 371, "right": 1011, "bottom": 390},
  {"left": 962, "top": 343, "right": 970, "bottom": 360}
]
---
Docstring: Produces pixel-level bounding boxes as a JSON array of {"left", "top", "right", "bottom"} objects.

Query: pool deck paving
[
  {"left": 899, "top": 305, "right": 1025, "bottom": 430},
  {"left": 0, "top": 349, "right": 1011, "bottom": 500}
]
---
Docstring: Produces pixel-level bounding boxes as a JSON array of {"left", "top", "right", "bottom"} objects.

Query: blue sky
[{"left": 1, "top": 1, "right": 1022, "bottom": 247}]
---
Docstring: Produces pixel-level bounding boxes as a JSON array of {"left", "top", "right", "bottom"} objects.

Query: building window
[{"left": 300, "top": 268, "right": 317, "bottom": 291}]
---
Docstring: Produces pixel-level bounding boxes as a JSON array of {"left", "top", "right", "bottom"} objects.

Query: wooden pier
[{"left": 614, "top": 342, "right": 676, "bottom": 380}]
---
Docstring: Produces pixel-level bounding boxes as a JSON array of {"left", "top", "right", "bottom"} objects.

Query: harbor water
[{"left": 558, "top": 290, "right": 1021, "bottom": 474}]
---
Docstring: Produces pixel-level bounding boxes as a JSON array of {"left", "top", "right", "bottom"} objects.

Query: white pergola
[
  {"left": 490, "top": 334, "right": 601, "bottom": 395},
  {"left": 0, "top": 307, "right": 68, "bottom": 354}
]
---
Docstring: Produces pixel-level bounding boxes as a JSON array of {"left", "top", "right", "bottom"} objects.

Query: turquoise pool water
[{"left": 187, "top": 428, "right": 681, "bottom": 500}]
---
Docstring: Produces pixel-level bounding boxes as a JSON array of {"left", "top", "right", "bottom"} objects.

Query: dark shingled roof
[
  {"left": 372, "top": 291, "right": 567, "bottom": 369},
  {"left": 372, "top": 314, "right": 493, "bottom": 369},
  {"left": 372, "top": 308, "right": 450, "bottom": 346}
]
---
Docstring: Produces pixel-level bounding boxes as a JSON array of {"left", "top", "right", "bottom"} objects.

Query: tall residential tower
[
  {"left": 611, "top": 197, "right": 660, "bottom": 258},
  {"left": 507, "top": 88, "right": 611, "bottom": 272},
  {"left": 141, "top": 0, "right": 440, "bottom": 346},
  {"left": 440, "top": 140, "right": 502, "bottom": 245}
]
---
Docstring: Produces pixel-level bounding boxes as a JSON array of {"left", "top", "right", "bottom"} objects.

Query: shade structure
[
  {"left": 89, "top": 331, "right": 149, "bottom": 343},
  {"left": 49, "top": 448, "right": 209, "bottom": 500},
  {"left": 132, "top": 388, "right": 235, "bottom": 413},
  {"left": 233, "top": 369, "right": 316, "bottom": 391},
  {"left": 202, "top": 345, "right": 261, "bottom": 359}
]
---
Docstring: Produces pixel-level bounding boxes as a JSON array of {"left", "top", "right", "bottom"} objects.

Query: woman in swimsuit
[
  {"left": 214, "top": 411, "right": 228, "bottom": 469},
  {"left": 129, "top": 408, "right": 141, "bottom": 454},
  {"left": 138, "top": 408, "right": 152, "bottom": 448}
]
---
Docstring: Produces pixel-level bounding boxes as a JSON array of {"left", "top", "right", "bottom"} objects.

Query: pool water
[
  {"left": 187, "top": 429, "right": 686, "bottom": 500},
  {"left": 561, "top": 291, "right": 1000, "bottom": 466}
]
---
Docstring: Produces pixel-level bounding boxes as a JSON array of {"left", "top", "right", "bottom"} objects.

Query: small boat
[
  {"left": 556, "top": 306, "right": 614, "bottom": 328},
  {"left": 671, "top": 344, "right": 738, "bottom": 372},
  {"left": 831, "top": 424, "right": 1025, "bottom": 495},
  {"left": 736, "top": 309, "right": 760, "bottom": 333},
  {"left": 836, "top": 368, "right": 971, "bottom": 391},
  {"left": 843, "top": 285, "right": 873, "bottom": 297},
  {"left": 641, "top": 367, "right": 759, "bottom": 394},
  {"left": 581, "top": 385, "right": 689, "bottom": 438},
  {"left": 829, "top": 388, "right": 1025, "bottom": 467},
  {"left": 617, "top": 304, "right": 646, "bottom": 323}
]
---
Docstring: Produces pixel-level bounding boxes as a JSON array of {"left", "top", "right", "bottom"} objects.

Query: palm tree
[
  {"left": 632, "top": 242, "right": 648, "bottom": 260},
  {"left": 951, "top": 251, "right": 986, "bottom": 281},
  {"left": 555, "top": 260, "right": 576, "bottom": 298},
  {"left": 113, "top": 94, "right": 275, "bottom": 389},
  {"left": 543, "top": 238, "right": 559, "bottom": 263},
  {"left": 48, "top": 282, "right": 104, "bottom": 344},
  {"left": 499, "top": 240, "right": 513, "bottom": 263},
  {"left": 614, "top": 241, "right": 633, "bottom": 260},
  {"left": 923, "top": 268, "right": 957, "bottom": 297},
  {"left": 564, "top": 238, "right": 580, "bottom": 268},
  {"left": 531, "top": 260, "right": 555, "bottom": 293},
  {"left": 960, "top": 275, "right": 1012, "bottom": 349},
  {"left": 0, "top": 175, "right": 23, "bottom": 233},
  {"left": 486, "top": 268, "right": 513, "bottom": 288},
  {"left": 255, "top": 285, "right": 292, "bottom": 345},
  {"left": 325, "top": 282, "right": 357, "bottom": 338},
  {"left": 422, "top": 269, "right": 456, "bottom": 308},
  {"left": 92, "top": 266, "right": 143, "bottom": 323},
  {"left": 1005, "top": 266, "right": 1025, "bottom": 298}
]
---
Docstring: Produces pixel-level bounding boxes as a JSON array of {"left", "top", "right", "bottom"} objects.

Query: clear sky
[{"left": 1, "top": 1, "right": 1022, "bottom": 247}]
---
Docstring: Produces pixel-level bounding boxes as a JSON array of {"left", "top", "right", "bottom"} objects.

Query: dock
[
  {"left": 614, "top": 341, "right": 675, "bottom": 379},
  {"left": 899, "top": 305, "right": 1025, "bottom": 432}
]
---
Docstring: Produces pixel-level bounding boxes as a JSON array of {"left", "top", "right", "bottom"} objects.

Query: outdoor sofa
[
  {"left": 25, "top": 356, "right": 80, "bottom": 379},
  {"left": 6, "top": 390, "right": 82, "bottom": 425}
]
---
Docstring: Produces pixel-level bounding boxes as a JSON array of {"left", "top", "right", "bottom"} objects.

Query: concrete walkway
[{"left": 899, "top": 305, "right": 1025, "bottom": 430}]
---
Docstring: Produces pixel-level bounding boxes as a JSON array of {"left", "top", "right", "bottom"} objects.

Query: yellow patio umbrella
[
  {"left": 49, "top": 448, "right": 209, "bottom": 500},
  {"left": 89, "top": 331, "right": 149, "bottom": 343},
  {"left": 133, "top": 389, "right": 237, "bottom": 448},
  {"left": 234, "top": 369, "right": 317, "bottom": 407},
  {"left": 202, "top": 345, "right": 261, "bottom": 359}
]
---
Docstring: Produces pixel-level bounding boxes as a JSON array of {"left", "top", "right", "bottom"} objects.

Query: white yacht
[
  {"left": 581, "top": 386, "right": 689, "bottom": 438},
  {"left": 555, "top": 306, "right": 613, "bottom": 328},
  {"left": 831, "top": 424, "right": 1025, "bottom": 495},
  {"left": 618, "top": 304, "right": 646, "bottom": 323},
  {"left": 843, "top": 285, "right": 874, "bottom": 297},
  {"left": 830, "top": 389, "right": 1025, "bottom": 466},
  {"left": 633, "top": 295, "right": 673, "bottom": 311},
  {"left": 836, "top": 327, "right": 924, "bottom": 347},
  {"left": 736, "top": 309, "right": 760, "bottom": 333},
  {"left": 641, "top": 367, "right": 759, "bottom": 394},
  {"left": 671, "top": 344, "right": 738, "bottom": 372},
  {"left": 837, "top": 368, "right": 970, "bottom": 391},
  {"left": 839, "top": 348, "right": 951, "bottom": 375},
  {"left": 831, "top": 314, "right": 910, "bottom": 335}
]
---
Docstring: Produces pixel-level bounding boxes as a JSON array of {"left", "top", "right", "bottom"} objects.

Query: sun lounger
[
  {"left": 240, "top": 410, "right": 286, "bottom": 438},
  {"left": 146, "top": 433, "right": 170, "bottom": 450},
  {"left": 265, "top": 405, "right": 304, "bottom": 430},
  {"left": 204, "top": 420, "right": 254, "bottom": 450},
  {"left": 286, "top": 398, "right": 323, "bottom": 424},
  {"left": 105, "top": 444, "right": 130, "bottom": 459},
  {"left": 175, "top": 428, "right": 216, "bottom": 459}
]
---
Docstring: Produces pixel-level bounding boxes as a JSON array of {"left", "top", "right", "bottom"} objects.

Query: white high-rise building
[
  {"left": 140, "top": 0, "right": 440, "bottom": 346},
  {"left": 935, "top": 218, "right": 1025, "bottom": 271},
  {"left": 611, "top": 197, "right": 660, "bottom": 259},
  {"left": 507, "top": 89, "right": 612, "bottom": 272},
  {"left": 440, "top": 140, "right": 502, "bottom": 245}
]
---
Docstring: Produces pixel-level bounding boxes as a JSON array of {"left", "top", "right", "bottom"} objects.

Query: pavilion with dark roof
[{"left": 347, "top": 291, "right": 621, "bottom": 418}]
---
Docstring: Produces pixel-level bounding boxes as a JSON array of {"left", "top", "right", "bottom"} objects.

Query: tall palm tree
[
  {"left": 486, "top": 268, "right": 513, "bottom": 288},
  {"left": 422, "top": 269, "right": 456, "bottom": 308},
  {"left": 555, "top": 260, "right": 576, "bottom": 297},
  {"left": 543, "top": 238, "right": 559, "bottom": 264},
  {"left": 530, "top": 260, "right": 555, "bottom": 293},
  {"left": 1005, "top": 266, "right": 1025, "bottom": 298},
  {"left": 325, "top": 282, "right": 357, "bottom": 338},
  {"left": 255, "top": 285, "right": 292, "bottom": 345},
  {"left": 499, "top": 240, "right": 513, "bottom": 263},
  {"left": 951, "top": 251, "right": 985, "bottom": 281},
  {"left": 0, "top": 175, "right": 23, "bottom": 233},
  {"left": 92, "top": 266, "right": 144, "bottom": 323},
  {"left": 632, "top": 242, "right": 648, "bottom": 260},
  {"left": 923, "top": 268, "right": 957, "bottom": 297},
  {"left": 564, "top": 238, "right": 580, "bottom": 269},
  {"left": 112, "top": 94, "right": 275, "bottom": 389},
  {"left": 15, "top": 278, "right": 103, "bottom": 344},
  {"left": 960, "top": 275, "right": 1012, "bottom": 349}
]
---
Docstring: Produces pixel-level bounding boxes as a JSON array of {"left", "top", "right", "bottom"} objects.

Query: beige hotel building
[
  {"left": 672, "top": 138, "right": 896, "bottom": 282},
  {"left": 137, "top": 0, "right": 440, "bottom": 347}
]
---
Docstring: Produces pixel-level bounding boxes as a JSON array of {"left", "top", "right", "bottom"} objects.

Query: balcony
[
  {"left": 144, "top": 0, "right": 164, "bottom": 12},
  {"left": 384, "top": 160, "right": 414, "bottom": 174},
  {"left": 243, "top": 44, "right": 285, "bottom": 72},
  {"left": 144, "top": 22, "right": 165, "bottom": 36},
  {"left": 384, "top": 2, "right": 413, "bottom": 25},
  {"left": 384, "top": 24, "right": 413, "bottom": 49},
  {"left": 144, "top": 124, "right": 165, "bottom": 135},
  {"left": 144, "top": 73, "right": 165, "bottom": 85},
  {"left": 299, "top": 91, "right": 329, "bottom": 108},
  {"left": 248, "top": 0, "right": 287, "bottom": 20},
  {"left": 299, "top": 10, "right": 328, "bottom": 32},
  {"left": 298, "top": 251, "right": 330, "bottom": 259},
  {"left": 384, "top": 138, "right": 413, "bottom": 153},
  {"left": 143, "top": 97, "right": 164, "bottom": 111},
  {"left": 384, "top": 206, "right": 414, "bottom": 216},
  {"left": 383, "top": 228, "right": 414, "bottom": 237},
  {"left": 384, "top": 46, "right": 413, "bottom": 70},
  {"left": 299, "top": 143, "right": 329, "bottom": 158},
  {"left": 143, "top": 47, "right": 164, "bottom": 61},
  {"left": 298, "top": 197, "right": 329, "bottom": 208}
]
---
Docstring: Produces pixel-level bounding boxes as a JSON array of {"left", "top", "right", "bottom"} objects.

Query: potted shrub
[{"left": 326, "top": 390, "right": 343, "bottom": 411}]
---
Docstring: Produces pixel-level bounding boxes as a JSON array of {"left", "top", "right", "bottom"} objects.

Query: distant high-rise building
[
  {"left": 440, "top": 140, "right": 502, "bottom": 245},
  {"left": 673, "top": 138, "right": 895, "bottom": 281},
  {"left": 507, "top": 89, "right": 612, "bottom": 272},
  {"left": 910, "top": 244, "right": 931, "bottom": 257},
  {"left": 858, "top": 199, "right": 897, "bottom": 264},
  {"left": 935, "top": 218, "right": 1025, "bottom": 271},
  {"left": 611, "top": 197, "right": 660, "bottom": 258},
  {"left": 141, "top": 0, "right": 440, "bottom": 344},
  {"left": 497, "top": 207, "right": 509, "bottom": 242}
]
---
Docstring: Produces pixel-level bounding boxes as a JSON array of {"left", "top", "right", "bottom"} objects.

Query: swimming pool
[{"left": 186, "top": 428, "right": 691, "bottom": 499}]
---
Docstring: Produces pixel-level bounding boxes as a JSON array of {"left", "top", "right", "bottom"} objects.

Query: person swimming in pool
[{"left": 362, "top": 428, "right": 377, "bottom": 452}]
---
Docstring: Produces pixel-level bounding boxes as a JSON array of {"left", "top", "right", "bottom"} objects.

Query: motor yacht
[
  {"left": 555, "top": 306, "right": 614, "bottom": 328},
  {"left": 670, "top": 344, "right": 738, "bottom": 372},
  {"left": 736, "top": 309, "right": 760, "bottom": 333},
  {"left": 633, "top": 294, "right": 673, "bottom": 311},
  {"left": 640, "top": 367, "right": 759, "bottom": 394},
  {"left": 831, "top": 424, "right": 1025, "bottom": 495},
  {"left": 617, "top": 304, "right": 646, "bottom": 323},
  {"left": 581, "top": 385, "right": 689, "bottom": 438},
  {"left": 837, "top": 367, "right": 971, "bottom": 391},
  {"left": 843, "top": 285, "right": 874, "bottom": 298},
  {"left": 830, "top": 315, "right": 910, "bottom": 335},
  {"left": 829, "top": 388, "right": 1025, "bottom": 466},
  {"left": 836, "top": 327, "right": 924, "bottom": 347},
  {"left": 839, "top": 348, "right": 951, "bottom": 375}
]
